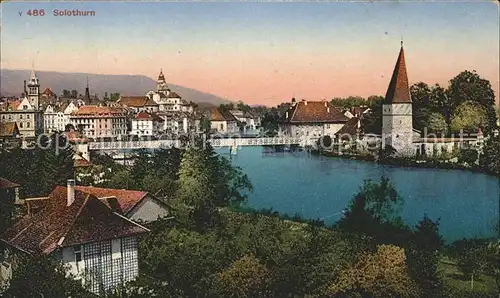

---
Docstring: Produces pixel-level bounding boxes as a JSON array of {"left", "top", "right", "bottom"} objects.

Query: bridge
[{"left": 88, "top": 137, "right": 311, "bottom": 151}]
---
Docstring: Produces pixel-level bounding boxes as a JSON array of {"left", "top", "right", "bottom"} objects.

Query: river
[{"left": 218, "top": 146, "right": 499, "bottom": 242}]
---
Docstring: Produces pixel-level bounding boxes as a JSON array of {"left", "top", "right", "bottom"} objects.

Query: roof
[
  {"left": 209, "top": 108, "right": 238, "bottom": 122},
  {"left": 71, "top": 105, "right": 126, "bottom": 117},
  {"left": 1, "top": 186, "right": 149, "bottom": 255},
  {"left": 285, "top": 101, "right": 349, "bottom": 123},
  {"left": 135, "top": 111, "right": 165, "bottom": 122},
  {"left": 0, "top": 100, "right": 21, "bottom": 111},
  {"left": 384, "top": 45, "right": 411, "bottom": 104},
  {"left": 42, "top": 88, "right": 55, "bottom": 96},
  {"left": 74, "top": 158, "right": 92, "bottom": 168},
  {"left": 168, "top": 92, "right": 181, "bottom": 99},
  {"left": 118, "top": 96, "right": 149, "bottom": 107},
  {"left": 0, "top": 122, "right": 20, "bottom": 137},
  {"left": 0, "top": 177, "right": 20, "bottom": 189},
  {"left": 158, "top": 70, "right": 165, "bottom": 81},
  {"left": 336, "top": 117, "right": 360, "bottom": 136},
  {"left": 74, "top": 186, "right": 148, "bottom": 215}
]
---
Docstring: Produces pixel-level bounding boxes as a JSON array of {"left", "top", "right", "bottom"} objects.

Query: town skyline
[{"left": 2, "top": 1, "right": 499, "bottom": 106}]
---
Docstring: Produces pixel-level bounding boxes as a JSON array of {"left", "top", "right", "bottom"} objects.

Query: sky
[{"left": 1, "top": 1, "right": 499, "bottom": 106}]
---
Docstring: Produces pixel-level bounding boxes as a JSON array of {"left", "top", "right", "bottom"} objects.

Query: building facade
[
  {"left": 0, "top": 98, "right": 43, "bottom": 137},
  {"left": 70, "top": 106, "right": 128, "bottom": 140},
  {"left": 0, "top": 180, "right": 150, "bottom": 295},
  {"left": 130, "top": 112, "right": 164, "bottom": 137},
  {"left": 282, "top": 100, "right": 350, "bottom": 142},
  {"left": 44, "top": 101, "right": 79, "bottom": 132}
]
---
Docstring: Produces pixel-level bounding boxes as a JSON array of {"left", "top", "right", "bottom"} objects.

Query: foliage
[
  {"left": 360, "top": 95, "right": 383, "bottom": 134},
  {"left": 448, "top": 70, "right": 497, "bottom": 134},
  {"left": 326, "top": 244, "right": 420, "bottom": 298},
  {"left": 1, "top": 255, "right": 92, "bottom": 298},
  {"left": 109, "top": 93, "right": 120, "bottom": 101},
  {"left": 199, "top": 116, "right": 211, "bottom": 133},
  {"left": 450, "top": 100, "right": 487, "bottom": 133},
  {"left": 448, "top": 239, "right": 491, "bottom": 288},
  {"left": 212, "top": 254, "right": 271, "bottom": 298},
  {"left": 260, "top": 110, "right": 280, "bottom": 136},
  {"left": 173, "top": 140, "right": 252, "bottom": 230},
  {"left": 406, "top": 215, "right": 444, "bottom": 296},
  {"left": 458, "top": 148, "right": 479, "bottom": 165},
  {"left": 479, "top": 135, "right": 500, "bottom": 175},
  {"left": 427, "top": 112, "right": 448, "bottom": 135},
  {"left": 0, "top": 134, "right": 75, "bottom": 197},
  {"left": 330, "top": 96, "right": 366, "bottom": 108}
]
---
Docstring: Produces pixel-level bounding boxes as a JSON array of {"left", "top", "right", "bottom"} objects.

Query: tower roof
[
  {"left": 158, "top": 69, "right": 165, "bottom": 81},
  {"left": 28, "top": 69, "right": 40, "bottom": 86},
  {"left": 384, "top": 44, "right": 411, "bottom": 104}
]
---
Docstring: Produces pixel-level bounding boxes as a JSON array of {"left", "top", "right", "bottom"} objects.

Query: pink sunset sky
[{"left": 1, "top": 2, "right": 498, "bottom": 106}]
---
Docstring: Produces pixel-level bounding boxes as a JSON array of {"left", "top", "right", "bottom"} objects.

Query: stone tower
[
  {"left": 382, "top": 42, "right": 414, "bottom": 155},
  {"left": 27, "top": 68, "right": 40, "bottom": 110}
]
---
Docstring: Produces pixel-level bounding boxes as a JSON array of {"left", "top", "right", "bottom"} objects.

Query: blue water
[{"left": 217, "top": 147, "right": 499, "bottom": 242}]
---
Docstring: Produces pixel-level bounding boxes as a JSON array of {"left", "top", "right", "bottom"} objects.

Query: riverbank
[{"left": 314, "top": 150, "right": 500, "bottom": 178}]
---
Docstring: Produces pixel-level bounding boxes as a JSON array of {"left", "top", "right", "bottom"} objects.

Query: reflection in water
[{"left": 219, "top": 147, "right": 500, "bottom": 242}]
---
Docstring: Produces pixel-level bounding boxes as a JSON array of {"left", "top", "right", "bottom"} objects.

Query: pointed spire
[
  {"left": 384, "top": 42, "right": 411, "bottom": 104},
  {"left": 158, "top": 69, "right": 165, "bottom": 81}
]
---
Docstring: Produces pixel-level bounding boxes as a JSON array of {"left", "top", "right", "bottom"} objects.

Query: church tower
[
  {"left": 84, "top": 76, "right": 91, "bottom": 104},
  {"left": 382, "top": 42, "right": 414, "bottom": 155},
  {"left": 156, "top": 69, "right": 170, "bottom": 94},
  {"left": 27, "top": 68, "right": 40, "bottom": 110}
]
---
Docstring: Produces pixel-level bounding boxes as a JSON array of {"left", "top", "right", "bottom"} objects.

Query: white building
[
  {"left": 44, "top": 101, "right": 79, "bottom": 132},
  {"left": 282, "top": 100, "right": 350, "bottom": 142},
  {"left": 208, "top": 108, "right": 239, "bottom": 134},
  {"left": 1, "top": 180, "right": 150, "bottom": 295},
  {"left": 0, "top": 97, "right": 43, "bottom": 137},
  {"left": 229, "top": 110, "right": 259, "bottom": 132},
  {"left": 130, "top": 111, "right": 164, "bottom": 137},
  {"left": 158, "top": 112, "right": 192, "bottom": 135},
  {"left": 145, "top": 70, "right": 194, "bottom": 113}
]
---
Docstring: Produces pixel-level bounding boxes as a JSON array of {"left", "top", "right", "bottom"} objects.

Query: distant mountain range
[{"left": 0, "top": 69, "right": 231, "bottom": 106}]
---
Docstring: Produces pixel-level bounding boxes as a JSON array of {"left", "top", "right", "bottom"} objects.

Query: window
[
  {"left": 27, "top": 122, "right": 30, "bottom": 128},
  {"left": 20, "top": 123, "right": 23, "bottom": 128},
  {"left": 74, "top": 245, "right": 82, "bottom": 263},
  {"left": 19, "top": 115, "right": 23, "bottom": 119}
]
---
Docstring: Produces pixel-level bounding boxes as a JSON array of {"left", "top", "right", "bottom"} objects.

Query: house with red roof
[
  {"left": 282, "top": 100, "right": 350, "bottom": 141},
  {"left": 0, "top": 180, "right": 151, "bottom": 295},
  {"left": 207, "top": 107, "right": 239, "bottom": 134}
]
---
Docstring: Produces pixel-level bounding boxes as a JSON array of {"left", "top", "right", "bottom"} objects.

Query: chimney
[
  {"left": 67, "top": 179, "right": 75, "bottom": 206},
  {"left": 304, "top": 100, "right": 307, "bottom": 106},
  {"left": 324, "top": 101, "right": 327, "bottom": 107},
  {"left": 327, "top": 107, "right": 330, "bottom": 113},
  {"left": 286, "top": 111, "right": 289, "bottom": 119}
]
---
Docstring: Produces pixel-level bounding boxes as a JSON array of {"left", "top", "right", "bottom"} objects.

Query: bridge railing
[{"left": 88, "top": 137, "right": 309, "bottom": 150}]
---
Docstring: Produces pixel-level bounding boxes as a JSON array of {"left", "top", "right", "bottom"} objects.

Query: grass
[{"left": 439, "top": 257, "right": 498, "bottom": 294}]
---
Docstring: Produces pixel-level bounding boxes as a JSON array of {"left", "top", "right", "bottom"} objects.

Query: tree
[
  {"left": 410, "top": 82, "right": 432, "bottom": 132},
  {"left": 110, "top": 93, "right": 120, "bottom": 101},
  {"left": 426, "top": 112, "right": 448, "bottom": 135},
  {"left": 450, "top": 239, "right": 490, "bottom": 290},
  {"left": 407, "top": 215, "right": 444, "bottom": 296},
  {"left": 70, "top": 89, "right": 78, "bottom": 99},
  {"left": 173, "top": 140, "right": 252, "bottom": 230},
  {"left": 458, "top": 149, "right": 478, "bottom": 165},
  {"left": 448, "top": 71, "right": 497, "bottom": 134},
  {"left": 479, "top": 135, "right": 500, "bottom": 174},
  {"left": 361, "top": 96, "right": 383, "bottom": 134},
  {"left": 62, "top": 89, "right": 71, "bottom": 98},
  {"left": 107, "top": 170, "right": 135, "bottom": 190},
  {"left": 199, "top": 116, "right": 211, "bottom": 133},
  {"left": 65, "top": 123, "right": 75, "bottom": 132},
  {"left": 326, "top": 244, "right": 420, "bottom": 298},
  {"left": 212, "top": 254, "right": 270, "bottom": 298},
  {"left": 450, "top": 101, "right": 487, "bottom": 133},
  {"left": 1, "top": 255, "right": 92, "bottom": 297}
]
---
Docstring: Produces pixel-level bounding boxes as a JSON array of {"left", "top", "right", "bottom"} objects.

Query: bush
[{"left": 458, "top": 149, "right": 478, "bottom": 165}]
